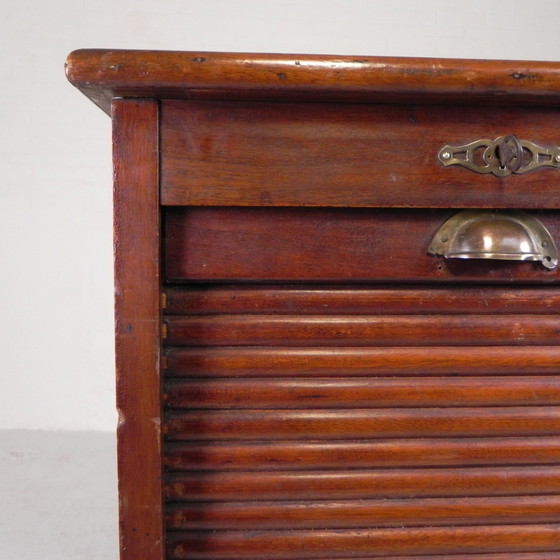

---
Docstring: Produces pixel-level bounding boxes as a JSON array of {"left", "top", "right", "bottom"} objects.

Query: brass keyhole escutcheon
[{"left": 438, "top": 135, "right": 560, "bottom": 176}]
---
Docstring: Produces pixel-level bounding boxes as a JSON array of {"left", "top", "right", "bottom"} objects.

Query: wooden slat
[
  {"left": 164, "top": 207, "right": 560, "bottom": 283},
  {"left": 164, "top": 407, "right": 560, "bottom": 441},
  {"left": 164, "top": 376, "right": 560, "bottom": 409},
  {"left": 170, "top": 555, "right": 560, "bottom": 560},
  {"left": 112, "top": 99, "right": 164, "bottom": 560},
  {"left": 161, "top": 101, "right": 560, "bottom": 209},
  {"left": 164, "top": 285, "right": 560, "bottom": 315},
  {"left": 165, "top": 314, "right": 560, "bottom": 347},
  {"left": 166, "top": 524, "right": 560, "bottom": 559},
  {"left": 281, "top": 555, "right": 560, "bottom": 560},
  {"left": 166, "top": 494, "right": 560, "bottom": 530},
  {"left": 165, "top": 465, "right": 560, "bottom": 501},
  {"left": 164, "top": 346, "right": 560, "bottom": 377},
  {"left": 164, "top": 437, "right": 560, "bottom": 471}
]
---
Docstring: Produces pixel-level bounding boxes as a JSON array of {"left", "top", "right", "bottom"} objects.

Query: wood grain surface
[
  {"left": 166, "top": 524, "right": 560, "bottom": 559},
  {"left": 164, "top": 314, "right": 560, "bottom": 347},
  {"left": 166, "top": 495, "right": 560, "bottom": 530},
  {"left": 165, "top": 285, "right": 560, "bottom": 315},
  {"left": 164, "top": 376, "right": 560, "bottom": 409},
  {"left": 113, "top": 99, "right": 163, "bottom": 560},
  {"left": 66, "top": 50, "right": 560, "bottom": 113},
  {"left": 164, "top": 284, "right": 560, "bottom": 559},
  {"left": 70, "top": 48, "right": 560, "bottom": 560},
  {"left": 165, "top": 346, "right": 560, "bottom": 377},
  {"left": 161, "top": 101, "right": 560, "bottom": 208},
  {"left": 162, "top": 281, "right": 560, "bottom": 556},
  {"left": 164, "top": 436, "right": 560, "bottom": 471},
  {"left": 165, "top": 465, "right": 560, "bottom": 501},
  {"left": 241, "top": 556, "right": 560, "bottom": 560},
  {"left": 164, "top": 207, "right": 560, "bottom": 282},
  {"left": 164, "top": 407, "right": 560, "bottom": 440},
  {"left": 166, "top": 555, "right": 560, "bottom": 560}
]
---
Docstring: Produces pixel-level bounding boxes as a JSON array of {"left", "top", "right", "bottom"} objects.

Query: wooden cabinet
[{"left": 67, "top": 50, "right": 560, "bottom": 560}]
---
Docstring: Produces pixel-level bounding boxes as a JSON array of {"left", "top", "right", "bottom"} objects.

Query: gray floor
[{"left": 0, "top": 430, "right": 118, "bottom": 559}]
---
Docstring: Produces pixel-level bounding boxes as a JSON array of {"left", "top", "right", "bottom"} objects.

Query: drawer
[
  {"left": 161, "top": 100, "right": 560, "bottom": 208},
  {"left": 164, "top": 207, "right": 560, "bottom": 282}
]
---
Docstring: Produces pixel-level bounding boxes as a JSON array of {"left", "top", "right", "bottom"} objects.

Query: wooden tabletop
[{"left": 66, "top": 49, "right": 560, "bottom": 113}]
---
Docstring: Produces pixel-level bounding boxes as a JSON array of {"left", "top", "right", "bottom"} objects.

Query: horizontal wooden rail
[
  {"left": 168, "top": 554, "right": 560, "bottom": 560},
  {"left": 164, "top": 314, "right": 560, "bottom": 347},
  {"left": 259, "top": 555, "right": 560, "bottom": 560},
  {"left": 164, "top": 376, "right": 560, "bottom": 409},
  {"left": 164, "top": 436, "right": 560, "bottom": 471},
  {"left": 164, "top": 407, "right": 560, "bottom": 441},
  {"left": 164, "top": 286, "right": 560, "bottom": 315},
  {"left": 164, "top": 346, "right": 560, "bottom": 377},
  {"left": 166, "top": 494, "right": 560, "bottom": 530},
  {"left": 165, "top": 465, "right": 560, "bottom": 501},
  {"left": 166, "top": 524, "right": 560, "bottom": 559}
]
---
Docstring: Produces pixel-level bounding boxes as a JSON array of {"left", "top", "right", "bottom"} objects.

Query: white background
[{"left": 2, "top": 0, "right": 560, "bottom": 432}]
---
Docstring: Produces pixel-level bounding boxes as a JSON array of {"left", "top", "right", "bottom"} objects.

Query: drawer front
[
  {"left": 164, "top": 207, "right": 560, "bottom": 283},
  {"left": 161, "top": 100, "right": 560, "bottom": 208}
]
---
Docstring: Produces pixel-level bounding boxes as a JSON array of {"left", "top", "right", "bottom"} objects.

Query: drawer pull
[
  {"left": 438, "top": 135, "right": 560, "bottom": 176},
  {"left": 428, "top": 210, "right": 558, "bottom": 269}
]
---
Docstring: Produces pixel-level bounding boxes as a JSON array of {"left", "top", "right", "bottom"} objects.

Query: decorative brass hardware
[
  {"left": 428, "top": 210, "right": 558, "bottom": 270},
  {"left": 438, "top": 135, "right": 560, "bottom": 177}
]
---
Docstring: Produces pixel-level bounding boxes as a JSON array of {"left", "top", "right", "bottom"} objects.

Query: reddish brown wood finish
[
  {"left": 165, "top": 465, "right": 560, "bottom": 501},
  {"left": 165, "top": 346, "right": 560, "bottom": 377},
  {"left": 165, "top": 207, "right": 560, "bottom": 282},
  {"left": 165, "top": 314, "right": 560, "bottom": 347},
  {"left": 165, "top": 376, "right": 560, "bottom": 409},
  {"left": 69, "top": 50, "right": 560, "bottom": 560},
  {"left": 165, "top": 285, "right": 560, "bottom": 315},
  {"left": 166, "top": 525, "right": 560, "bottom": 559},
  {"left": 66, "top": 50, "right": 560, "bottom": 114},
  {"left": 166, "top": 495, "right": 560, "bottom": 530},
  {"left": 164, "top": 407, "right": 560, "bottom": 440},
  {"left": 260, "top": 556, "right": 560, "bottom": 560},
  {"left": 164, "top": 436, "right": 560, "bottom": 471},
  {"left": 161, "top": 101, "right": 560, "bottom": 208},
  {"left": 113, "top": 99, "right": 163, "bottom": 560},
  {"left": 162, "top": 279, "right": 560, "bottom": 558},
  {"left": 171, "top": 556, "right": 560, "bottom": 560}
]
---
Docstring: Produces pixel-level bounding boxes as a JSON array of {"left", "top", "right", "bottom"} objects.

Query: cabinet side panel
[{"left": 112, "top": 99, "right": 163, "bottom": 560}]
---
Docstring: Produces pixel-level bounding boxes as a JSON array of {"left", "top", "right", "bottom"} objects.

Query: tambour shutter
[{"left": 162, "top": 210, "right": 560, "bottom": 559}]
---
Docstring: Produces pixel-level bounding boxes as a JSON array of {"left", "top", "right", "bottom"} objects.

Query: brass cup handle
[{"left": 428, "top": 210, "right": 558, "bottom": 270}]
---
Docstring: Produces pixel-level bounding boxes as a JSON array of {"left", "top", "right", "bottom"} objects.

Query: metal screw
[
  {"left": 441, "top": 151, "right": 451, "bottom": 160},
  {"left": 555, "top": 154, "right": 560, "bottom": 163}
]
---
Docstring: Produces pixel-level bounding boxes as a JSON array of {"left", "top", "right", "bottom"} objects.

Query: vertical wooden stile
[{"left": 112, "top": 99, "right": 163, "bottom": 560}]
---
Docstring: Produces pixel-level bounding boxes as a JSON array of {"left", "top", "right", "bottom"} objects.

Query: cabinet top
[{"left": 66, "top": 49, "right": 560, "bottom": 114}]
